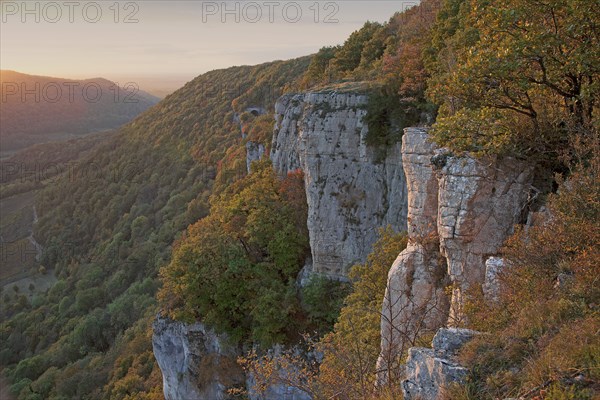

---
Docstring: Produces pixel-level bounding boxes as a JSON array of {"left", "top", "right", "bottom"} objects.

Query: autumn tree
[
  {"left": 428, "top": 0, "right": 600, "bottom": 159},
  {"left": 381, "top": 0, "right": 441, "bottom": 100},
  {"left": 159, "top": 161, "right": 314, "bottom": 346}
]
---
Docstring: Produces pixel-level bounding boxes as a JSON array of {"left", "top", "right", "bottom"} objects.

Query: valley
[{"left": 0, "top": 130, "right": 120, "bottom": 304}]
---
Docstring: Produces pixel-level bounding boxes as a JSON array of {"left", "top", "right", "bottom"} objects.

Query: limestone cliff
[
  {"left": 153, "top": 317, "right": 312, "bottom": 400},
  {"left": 271, "top": 91, "right": 408, "bottom": 278},
  {"left": 378, "top": 128, "right": 534, "bottom": 389},
  {"left": 153, "top": 100, "right": 534, "bottom": 400},
  {"left": 152, "top": 316, "right": 244, "bottom": 400},
  {"left": 153, "top": 90, "right": 410, "bottom": 399},
  {"left": 435, "top": 144, "right": 534, "bottom": 323}
]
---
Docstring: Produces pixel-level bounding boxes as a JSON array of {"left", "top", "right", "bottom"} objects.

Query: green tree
[
  {"left": 11, "top": 355, "right": 47, "bottom": 382},
  {"left": 331, "top": 22, "right": 384, "bottom": 77},
  {"left": 301, "top": 275, "right": 351, "bottom": 336},
  {"left": 159, "top": 161, "right": 310, "bottom": 346},
  {"left": 301, "top": 46, "right": 339, "bottom": 87},
  {"left": 72, "top": 308, "right": 111, "bottom": 353},
  {"left": 428, "top": 0, "right": 599, "bottom": 159}
]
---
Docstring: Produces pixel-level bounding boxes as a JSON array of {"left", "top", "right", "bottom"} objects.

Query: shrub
[
  {"left": 363, "top": 89, "right": 422, "bottom": 148},
  {"left": 301, "top": 275, "right": 351, "bottom": 335},
  {"left": 239, "top": 227, "right": 408, "bottom": 400}
]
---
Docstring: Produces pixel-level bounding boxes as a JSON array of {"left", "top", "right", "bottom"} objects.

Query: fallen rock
[
  {"left": 483, "top": 257, "right": 506, "bottom": 303},
  {"left": 431, "top": 327, "right": 478, "bottom": 357},
  {"left": 402, "top": 328, "right": 477, "bottom": 400}
]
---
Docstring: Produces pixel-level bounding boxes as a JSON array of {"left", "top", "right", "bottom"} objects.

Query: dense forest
[{"left": 0, "top": 0, "right": 598, "bottom": 399}]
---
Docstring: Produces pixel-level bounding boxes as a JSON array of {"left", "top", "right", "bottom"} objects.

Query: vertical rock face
[
  {"left": 435, "top": 152, "right": 534, "bottom": 323},
  {"left": 152, "top": 316, "right": 244, "bottom": 400},
  {"left": 153, "top": 317, "right": 313, "bottom": 400},
  {"left": 377, "top": 128, "right": 449, "bottom": 384},
  {"left": 379, "top": 128, "right": 533, "bottom": 385},
  {"left": 271, "top": 92, "right": 408, "bottom": 278}
]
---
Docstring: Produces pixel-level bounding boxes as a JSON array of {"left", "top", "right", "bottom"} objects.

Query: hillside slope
[{"left": 0, "top": 58, "right": 310, "bottom": 400}]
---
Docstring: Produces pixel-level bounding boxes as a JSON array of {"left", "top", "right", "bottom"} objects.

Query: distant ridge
[{"left": 0, "top": 70, "right": 160, "bottom": 154}]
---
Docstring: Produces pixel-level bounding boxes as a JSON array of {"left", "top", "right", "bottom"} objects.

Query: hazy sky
[{"left": 1, "top": 1, "right": 419, "bottom": 94}]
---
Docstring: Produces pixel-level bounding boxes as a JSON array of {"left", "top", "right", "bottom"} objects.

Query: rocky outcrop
[
  {"left": 152, "top": 316, "right": 244, "bottom": 400},
  {"left": 153, "top": 316, "right": 313, "bottom": 400},
  {"left": 435, "top": 148, "right": 534, "bottom": 324},
  {"left": 378, "top": 128, "right": 534, "bottom": 384},
  {"left": 377, "top": 128, "right": 449, "bottom": 384},
  {"left": 246, "top": 141, "right": 265, "bottom": 173},
  {"left": 402, "top": 328, "right": 477, "bottom": 400},
  {"left": 271, "top": 92, "right": 408, "bottom": 278}
]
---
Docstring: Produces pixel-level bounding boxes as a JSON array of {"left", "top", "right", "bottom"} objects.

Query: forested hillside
[{"left": 0, "top": 58, "right": 310, "bottom": 399}]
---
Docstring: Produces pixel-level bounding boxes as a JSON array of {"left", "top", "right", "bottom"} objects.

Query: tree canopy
[
  {"left": 160, "top": 161, "right": 350, "bottom": 347},
  {"left": 428, "top": 0, "right": 600, "bottom": 159}
]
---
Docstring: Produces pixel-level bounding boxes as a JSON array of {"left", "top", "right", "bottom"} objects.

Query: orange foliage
[{"left": 381, "top": 0, "right": 441, "bottom": 98}]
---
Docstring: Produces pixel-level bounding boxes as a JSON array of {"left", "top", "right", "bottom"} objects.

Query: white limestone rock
[
  {"left": 152, "top": 316, "right": 243, "bottom": 400},
  {"left": 435, "top": 153, "right": 534, "bottom": 324},
  {"left": 483, "top": 257, "right": 506, "bottom": 302},
  {"left": 271, "top": 92, "right": 408, "bottom": 278},
  {"left": 402, "top": 328, "right": 476, "bottom": 400},
  {"left": 378, "top": 128, "right": 533, "bottom": 386}
]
